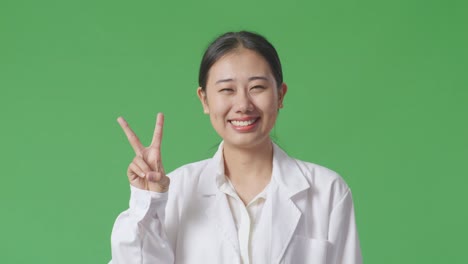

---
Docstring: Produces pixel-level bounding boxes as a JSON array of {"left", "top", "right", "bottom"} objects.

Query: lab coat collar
[
  {"left": 197, "top": 141, "right": 310, "bottom": 198},
  {"left": 196, "top": 142, "right": 224, "bottom": 195},
  {"left": 271, "top": 143, "right": 310, "bottom": 198},
  {"left": 197, "top": 141, "right": 310, "bottom": 263}
]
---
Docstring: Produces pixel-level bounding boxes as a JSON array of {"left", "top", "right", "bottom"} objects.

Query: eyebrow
[{"left": 215, "top": 76, "right": 269, "bottom": 84}]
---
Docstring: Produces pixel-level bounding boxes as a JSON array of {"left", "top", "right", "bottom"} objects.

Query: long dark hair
[{"left": 198, "top": 31, "right": 283, "bottom": 90}]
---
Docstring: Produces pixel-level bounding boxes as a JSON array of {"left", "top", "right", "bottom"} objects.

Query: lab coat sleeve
[
  {"left": 328, "top": 188, "right": 363, "bottom": 264},
  {"left": 109, "top": 185, "right": 174, "bottom": 264}
]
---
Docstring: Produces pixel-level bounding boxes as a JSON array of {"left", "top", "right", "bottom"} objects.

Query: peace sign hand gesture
[{"left": 117, "top": 113, "right": 170, "bottom": 193}]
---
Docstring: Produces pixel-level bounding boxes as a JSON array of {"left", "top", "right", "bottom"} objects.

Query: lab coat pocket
[{"left": 282, "top": 236, "right": 330, "bottom": 264}]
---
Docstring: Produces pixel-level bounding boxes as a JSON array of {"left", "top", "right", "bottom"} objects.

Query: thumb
[{"left": 147, "top": 171, "right": 170, "bottom": 192}]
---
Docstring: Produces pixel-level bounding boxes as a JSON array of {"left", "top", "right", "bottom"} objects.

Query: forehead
[{"left": 207, "top": 48, "right": 273, "bottom": 83}]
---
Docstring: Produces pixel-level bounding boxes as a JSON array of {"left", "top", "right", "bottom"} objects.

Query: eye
[
  {"left": 250, "top": 85, "right": 266, "bottom": 91},
  {"left": 219, "top": 88, "right": 234, "bottom": 93}
]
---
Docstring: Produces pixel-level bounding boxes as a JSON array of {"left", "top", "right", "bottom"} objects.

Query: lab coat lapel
[
  {"left": 270, "top": 186, "right": 301, "bottom": 264},
  {"left": 205, "top": 191, "right": 240, "bottom": 255},
  {"left": 270, "top": 144, "right": 310, "bottom": 264},
  {"left": 197, "top": 143, "right": 240, "bottom": 257}
]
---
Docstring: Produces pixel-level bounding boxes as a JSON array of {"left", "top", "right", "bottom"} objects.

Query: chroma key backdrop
[{"left": 1, "top": 0, "right": 467, "bottom": 263}]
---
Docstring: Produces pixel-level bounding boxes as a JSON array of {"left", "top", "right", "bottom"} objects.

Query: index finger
[
  {"left": 150, "top": 113, "right": 164, "bottom": 150},
  {"left": 117, "top": 116, "right": 144, "bottom": 156}
]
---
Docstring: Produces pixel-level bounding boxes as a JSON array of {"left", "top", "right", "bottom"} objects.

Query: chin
[{"left": 223, "top": 134, "right": 271, "bottom": 150}]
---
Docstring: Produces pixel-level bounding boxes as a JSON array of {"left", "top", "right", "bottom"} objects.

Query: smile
[
  {"left": 230, "top": 119, "right": 258, "bottom": 127},
  {"left": 228, "top": 118, "right": 260, "bottom": 132}
]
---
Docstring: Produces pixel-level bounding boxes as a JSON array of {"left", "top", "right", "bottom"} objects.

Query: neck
[{"left": 222, "top": 139, "right": 274, "bottom": 184}]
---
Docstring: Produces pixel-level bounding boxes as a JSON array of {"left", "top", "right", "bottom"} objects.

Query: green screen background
[{"left": 1, "top": 0, "right": 467, "bottom": 263}]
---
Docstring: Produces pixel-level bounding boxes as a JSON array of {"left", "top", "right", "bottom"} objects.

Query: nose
[{"left": 234, "top": 91, "right": 254, "bottom": 113}]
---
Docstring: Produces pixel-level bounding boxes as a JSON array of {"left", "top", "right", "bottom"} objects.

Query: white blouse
[{"left": 220, "top": 176, "right": 270, "bottom": 264}]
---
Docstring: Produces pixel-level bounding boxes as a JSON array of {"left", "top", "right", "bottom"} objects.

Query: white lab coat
[{"left": 110, "top": 143, "right": 362, "bottom": 264}]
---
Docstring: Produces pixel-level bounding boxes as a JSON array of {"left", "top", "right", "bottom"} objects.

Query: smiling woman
[
  {"left": 197, "top": 47, "right": 287, "bottom": 151},
  {"left": 109, "top": 31, "right": 362, "bottom": 264}
]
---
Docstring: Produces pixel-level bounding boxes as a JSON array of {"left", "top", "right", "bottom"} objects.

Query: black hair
[{"left": 198, "top": 31, "right": 283, "bottom": 91}]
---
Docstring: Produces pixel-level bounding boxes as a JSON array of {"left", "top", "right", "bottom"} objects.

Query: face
[{"left": 197, "top": 48, "right": 287, "bottom": 149}]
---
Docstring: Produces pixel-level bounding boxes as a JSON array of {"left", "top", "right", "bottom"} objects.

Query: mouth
[{"left": 228, "top": 117, "right": 260, "bottom": 131}]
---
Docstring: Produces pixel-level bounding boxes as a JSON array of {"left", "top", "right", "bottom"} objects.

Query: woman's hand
[{"left": 117, "top": 113, "right": 170, "bottom": 193}]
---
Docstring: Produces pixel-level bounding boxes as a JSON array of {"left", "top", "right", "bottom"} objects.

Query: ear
[
  {"left": 197, "top": 87, "right": 210, "bottom": 114},
  {"left": 278, "top": 83, "right": 288, "bottom": 109}
]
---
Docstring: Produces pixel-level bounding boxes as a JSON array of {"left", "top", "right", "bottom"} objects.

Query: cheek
[
  {"left": 257, "top": 95, "right": 279, "bottom": 114},
  {"left": 208, "top": 99, "right": 230, "bottom": 120},
  {"left": 257, "top": 97, "right": 280, "bottom": 127}
]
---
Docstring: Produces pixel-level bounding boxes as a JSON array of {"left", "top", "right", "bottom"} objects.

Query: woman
[{"left": 110, "top": 31, "right": 362, "bottom": 264}]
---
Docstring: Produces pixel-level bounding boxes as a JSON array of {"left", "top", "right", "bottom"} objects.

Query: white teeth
[{"left": 231, "top": 119, "right": 256, "bottom": 127}]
